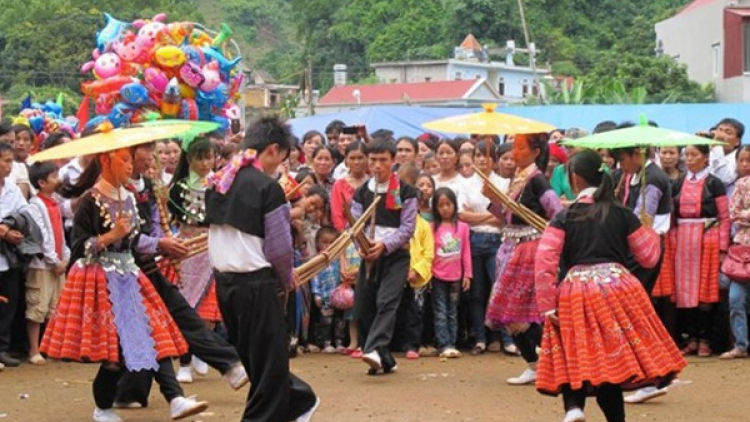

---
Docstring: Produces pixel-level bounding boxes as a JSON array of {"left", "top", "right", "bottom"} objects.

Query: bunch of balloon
[
  {"left": 78, "top": 12, "right": 244, "bottom": 133},
  {"left": 17, "top": 93, "right": 79, "bottom": 153}
]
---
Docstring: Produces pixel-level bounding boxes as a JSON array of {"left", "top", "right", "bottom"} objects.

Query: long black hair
[
  {"left": 170, "top": 137, "right": 216, "bottom": 186},
  {"left": 567, "top": 149, "right": 616, "bottom": 223},
  {"left": 432, "top": 187, "right": 458, "bottom": 232}
]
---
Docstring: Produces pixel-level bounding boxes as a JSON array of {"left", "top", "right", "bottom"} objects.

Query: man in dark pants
[
  {"left": 0, "top": 142, "right": 28, "bottom": 368},
  {"left": 205, "top": 117, "right": 318, "bottom": 422},
  {"left": 114, "top": 143, "right": 247, "bottom": 407},
  {"left": 351, "top": 140, "right": 417, "bottom": 375}
]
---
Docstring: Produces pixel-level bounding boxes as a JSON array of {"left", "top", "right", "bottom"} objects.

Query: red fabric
[
  {"left": 486, "top": 239, "right": 544, "bottom": 327},
  {"left": 40, "top": 264, "right": 188, "bottom": 364},
  {"left": 627, "top": 226, "right": 661, "bottom": 269},
  {"left": 196, "top": 280, "right": 222, "bottom": 322},
  {"left": 548, "top": 143, "right": 568, "bottom": 164},
  {"left": 652, "top": 230, "right": 676, "bottom": 298},
  {"left": 536, "top": 263, "right": 686, "bottom": 396},
  {"left": 39, "top": 194, "right": 64, "bottom": 258},
  {"left": 385, "top": 174, "right": 402, "bottom": 210},
  {"left": 674, "top": 224, "right": 721, "bottom": 307},
  {"left": 75, "top": 95, "right": 90, "bottom": 131},
  {"left": 535, "top": 226, "right": 565, "bottom": 313},
  {"left": 157, "top": 259, "right": 180, "bottom": 284},
  {"left": 330, "top": 178, "right": 356, "bottom": 232}
]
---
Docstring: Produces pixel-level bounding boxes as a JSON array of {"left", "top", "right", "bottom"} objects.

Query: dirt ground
[{"left": 1, "top": 353, "right": 748, "bottom": 422}]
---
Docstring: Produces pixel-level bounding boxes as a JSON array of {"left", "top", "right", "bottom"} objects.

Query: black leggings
[
  {"left": 94, "top": 360, "right": 182, "bottom": 409},
  {"left": 512, "top": 323, "right": 542, "bottom": 364},
  {"left": 679, "top": 306, "right": 714, "bottom": 343},
  {"left": 562, "top": 384, "right": 625, "bottom": 422}
]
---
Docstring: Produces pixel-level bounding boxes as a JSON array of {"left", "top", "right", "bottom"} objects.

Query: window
[
  {"left": 532, "top": 81, "right": 539, "bottom": 96},
  {"left": 522, "top": 79, "right": 528, "bottom": 96},
  {"left": 455, "top": 72, "right": 462, "bottom": 80},
  {"left": 713, "top": 43, "right": 720, "bottom": 77},
  {"left": 425, "top": 77, "right": 432, "bottom": 82},
  {"left": 498, "top": 77, "right": 505, "bottom": 96},
  {"left": 744, "top": 23, "right": 750, "bottom": 73}
]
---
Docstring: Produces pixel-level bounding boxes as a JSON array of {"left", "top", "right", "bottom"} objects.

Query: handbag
[
  {"left": 330, "top": 283, "right": 355, "bottom": 310},
  {"left": 721, "top": 245, "right": 750, "bottom": 283}
]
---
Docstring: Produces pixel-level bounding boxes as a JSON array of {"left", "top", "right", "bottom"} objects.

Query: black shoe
[{"left": 0, "top": 352, "right": 21, "bottom": 367}]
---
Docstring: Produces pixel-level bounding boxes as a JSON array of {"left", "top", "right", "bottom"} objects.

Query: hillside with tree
[{"left": 0, "top": 0, "right": 707, "bottom": 111}]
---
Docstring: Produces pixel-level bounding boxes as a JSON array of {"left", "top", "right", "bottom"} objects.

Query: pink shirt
[{"left": 431, "top": 221, "right": 472, "bottom": 282}]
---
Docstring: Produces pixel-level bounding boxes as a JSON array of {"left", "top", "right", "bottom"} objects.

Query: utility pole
[
  {"left": 516, "top": 0, "right": 543, "bottom": 103},
  {"left": 306, "top": 56, "right": 315, "bottom": 116}
]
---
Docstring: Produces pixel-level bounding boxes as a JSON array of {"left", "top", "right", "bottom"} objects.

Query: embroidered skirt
[
  {"left": 651, "top": 230, "right": 676, "bottom": 298},
  {"left": 486, "top": 228, "right": 544, "bottom": 329},
  {"left": 673, "top": 222, "right": 720, "bottom": 308},
  {"left": 163, "top": 226, "right": 222, "bottom": 322},
  {"left": 536, "top": 263, "right": 686, "bottom": 396},
  {"left": 40, "top": 254, "right": 187, "bottom": 370}
]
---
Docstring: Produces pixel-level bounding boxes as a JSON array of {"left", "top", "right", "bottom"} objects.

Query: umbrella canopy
[
  {"left": 422, "top": 103, "right": 556, "bottom": 135},
  {"left": 562, "top": 115, "right": 725, "bottom": 149},
  {"left": 30, "top": 120, "right": 218, "bottom": 162}
]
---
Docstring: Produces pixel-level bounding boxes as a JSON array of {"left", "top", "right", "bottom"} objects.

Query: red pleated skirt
[
  {"left": 486, "top": 239, "right": 543, "bottom": 329},
  {"left": 673, "top": 223, "right": 720, "bottom": 308},
  {"left": 536, "top": 263, "right": 686, "bottom": 396},
  {"left": 651, "top": 230, "right": 675, "bottom": 298},
  {"left": 40, "top": 262, "right": 188, "bottom": 364}
]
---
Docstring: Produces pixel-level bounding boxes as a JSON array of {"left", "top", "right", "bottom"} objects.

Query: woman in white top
[
  {"left": 434, "top": 139, "right": 469, "bottom": 209},
  {"left": 460, "top": 141, "right": 515, "bottom": 355}
]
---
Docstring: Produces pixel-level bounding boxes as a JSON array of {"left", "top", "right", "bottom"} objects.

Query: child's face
[
  {"left": 0, "top": 151, "right": 14, "bottom": 179},
  {"left": 436, "top": 194, "right": 455, "bottom": 221},
  {"left": 289, "top": 148, "right": 300, "bottom": 164},
  {"left": 299, "top": 176, "right": 314, "bottom": 196},
  {"left": 417, "top": 177, "right": 434, "bottom": 201},
  {"left": 39, "top": 171, "right": 61, "bottom": 193},
  {"left": 304, "top": 194, "right": 324, "bottom": 215},
  {"left": 425, "top": 158, "right": 440, "bottom": 176},
  {"left": 14, "top": 130, "right": 31, "bottom": 161},
  {"left": 738, "top": 149, "right": 750, "bottom": 178},
  {"left": 316, "top": 232, "right": 336, "bottom": 252}
]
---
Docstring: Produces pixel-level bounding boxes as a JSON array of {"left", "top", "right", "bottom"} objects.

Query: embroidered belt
[
  {"left": 565, "top": 263, "right": 625, "bottom": 283},
  {"left": 501, "top": 225, "right": 541, "bottom": 243}
]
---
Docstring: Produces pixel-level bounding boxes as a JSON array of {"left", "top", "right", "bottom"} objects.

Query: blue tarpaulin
[{"left": 289, "top": 104, "right": 750, "bottom": 142}]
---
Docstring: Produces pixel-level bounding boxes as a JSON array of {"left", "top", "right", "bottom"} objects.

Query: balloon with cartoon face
[
  {"left": 199, "top": 61, "right": 221, "bottom": 92},
  {"left": 96, "top": 13, "right": 128, "bottom": 53},
  {"left": 108, "top": 103, "right": 134, "bottom": 128},
  {"left": 113, "top": 32, "right": 148, "bottom": 64},
  {"left": 179, "top": 61, "right": 205, "bottom": 88}
]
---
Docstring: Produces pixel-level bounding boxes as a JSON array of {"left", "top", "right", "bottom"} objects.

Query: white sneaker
[
  {"left": 169, "top": 396, "right": 209, "bottom": 420},
  {"left": 503, "top": 343, "right": 520, "bottom": 355},
  {"left": 192, "top": 356, "right": 209, "bottom": 376},
  {"left": 93, "top": 407, "right": 123, "bottom": 422},
  {"left": 296, "top": 396, "right": 320, "bottom": 422},
  {"left": 506, "top": 368, "right": 537, "bottom": 385},
  {"left": 0, "top": 361, "right": 4, "bottom": 371},
  {"left": 362, "top": 350, "right": 382, "bottom": 371},
  {"left": 563, "top": 407, "right": 586, "bottom": 422},
  {"left": 223, "top": 363, "right": 250, "bottom": 390},
  {"left": 176, "top": 366, "right": 194, "bottom": 384},
  {"left": 112, "top": 401, "right": 142, "bottom": 409},
  {"left": 624, "top": 386, "right": 667, "bottom": 404},
  {"left": 322, "top": 345, "right": 337, "bottom": 354}
]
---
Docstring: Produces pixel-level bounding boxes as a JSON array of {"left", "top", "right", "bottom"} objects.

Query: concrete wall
[
  {"left": 656, "top": 0, "right": 728, "bottom": 84},
  {"left": 717, "top": 74, "right": 750, "bottom": 101},
  {"left": 374, "top": 63, "right": 449, "bottom": 83}
]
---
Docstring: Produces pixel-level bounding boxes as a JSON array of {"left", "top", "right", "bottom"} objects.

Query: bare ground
[{"left": 1, "top": 353, "right": 749, "bottom": 422}]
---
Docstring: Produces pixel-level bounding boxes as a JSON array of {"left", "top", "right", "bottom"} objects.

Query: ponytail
[{"left": 567, "top": 150, "right": 616, "bottom": 223}]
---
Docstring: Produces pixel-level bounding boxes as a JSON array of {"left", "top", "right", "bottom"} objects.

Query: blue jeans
[
  {"left": 729, "top": 281, "right": 750, "bottom": 351},
  {"left": 432, "top": 278, "right": 460, "bottom": 350},
  {"left": 469, "top": 232, "right": 512, "bottom": 345}
]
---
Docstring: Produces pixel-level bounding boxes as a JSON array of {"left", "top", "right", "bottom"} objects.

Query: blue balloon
[
  {"left": 196, "top": 83, "right": 229, "bottom": 109},
  {"left": 108, "top": 103, "right": 133, "bottom": 128},
  {"left": 120, "top": 82, "right": 149, "bottom": 106},
  {"left": 182, "top": 46, "right": 204, "bottom": 65},
  {"left": 28, "top": 116, "right": 44, "bottom": 134},
  {"left": 96, "top": 13, "right": 128, "bottom": 53},
  {"left": 200, "top": 47, "right": 242, "bottom": 80},
  {"left": 42, "top": 101, "right": 62, "bottom": 118},
  {"left": 211, "top": 115, "right": 229, "bottom": 133},
  {"left": 84, "top": 115, "right": 108, "bottom": 131}
]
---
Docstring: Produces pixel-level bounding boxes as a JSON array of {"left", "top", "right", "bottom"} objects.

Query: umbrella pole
[{"left": 639, "top": 147, "right": 651, "bottom": 228}]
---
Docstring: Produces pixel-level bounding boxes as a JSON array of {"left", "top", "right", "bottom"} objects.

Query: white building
[{"left": 656, "top": 0, "right": 750, "bottom": 102}]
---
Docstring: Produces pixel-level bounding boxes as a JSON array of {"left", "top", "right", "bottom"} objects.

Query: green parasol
[{"left": 561, "top": 115, "right": 724, "bottom": 149}]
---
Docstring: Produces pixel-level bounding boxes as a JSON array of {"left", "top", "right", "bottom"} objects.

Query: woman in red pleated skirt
[{"left": 535, "top": 150, "right": 685, "bottom": 422}]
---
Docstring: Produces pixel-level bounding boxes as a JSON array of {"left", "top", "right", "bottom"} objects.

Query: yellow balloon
[
  {"left": 155, "top": 46, "right": 186, "bottom": 68},
  {"left": 179, "top": 83, "right": 196, "bottom": 99}
]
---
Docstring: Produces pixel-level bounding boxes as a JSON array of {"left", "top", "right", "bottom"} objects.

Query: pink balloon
[
  {"left": 144, "top": 67, "right": 169, "bottom": 94},
  {"left": 94, "top": 53, "right": 123, "bottom": 79}
]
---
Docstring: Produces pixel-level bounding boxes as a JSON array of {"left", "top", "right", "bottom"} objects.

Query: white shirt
[
  {"left": 463, "top": 173, "right": 510, "bottom": 234},
  {"left": 332, "top": 162, "right": 349, "bottom": 180},
  {"left": 0, "top": 181, "right": 29, "bottom": 271},
  {"left": 710, "top": 146, "right": 737, "bottom": 188},
  {"left": 434, "top": 174, "right": 469, "bottom": 210},
  {"left": 7, "top": 162, "right": 29, "bottom": 188},
  {"left": 209, "top": 225, "right": 271, "bottom": 273}
]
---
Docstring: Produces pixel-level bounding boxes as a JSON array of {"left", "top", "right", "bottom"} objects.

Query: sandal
[
  {"left": 698, "top": 341, "right": 712, "bottom": 357},
  {"left": 681, "top": 339, "right": 698, "bottom": 356},
  {"left": 719, "top": 347, "right": 748, "bottom": 359},
  {"left": 349, "top": 348, "right": 363, "bottom": 359}
]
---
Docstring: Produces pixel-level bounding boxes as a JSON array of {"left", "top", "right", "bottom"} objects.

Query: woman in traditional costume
[{"left": 535, "top": 149, "right": 686, "bottom": 422}]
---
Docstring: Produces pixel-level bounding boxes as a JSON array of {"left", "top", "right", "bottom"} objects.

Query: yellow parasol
[
  {"left": 422, "top": 103, "right": 555, "bottom": 135},
  {"left": 29, "top": 120, "right": 219, "bottom": 162}
]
